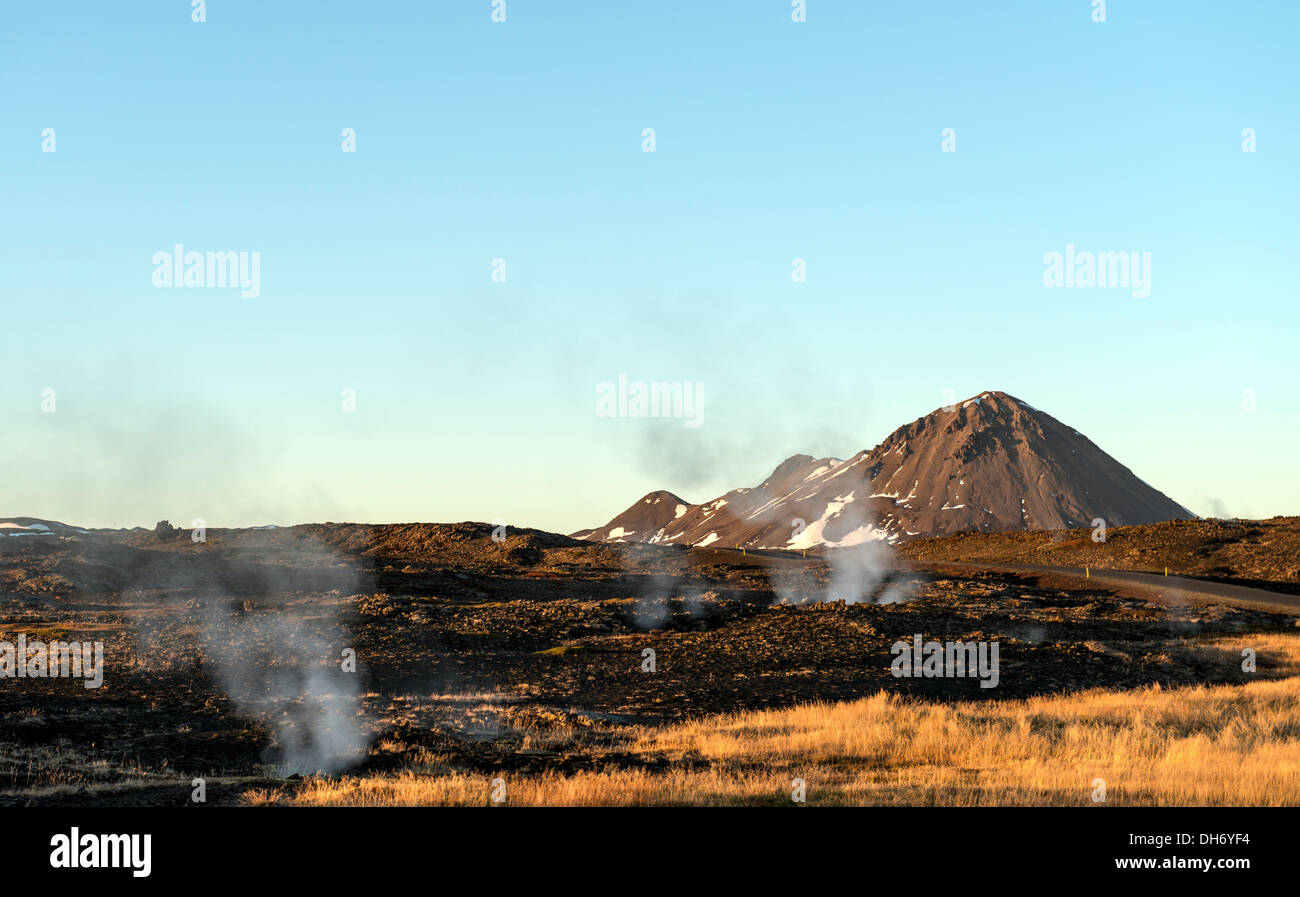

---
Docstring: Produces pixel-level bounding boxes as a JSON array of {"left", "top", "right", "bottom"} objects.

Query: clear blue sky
[{"left": 3, "top": 1, "right": 1296, "bottom": 530}]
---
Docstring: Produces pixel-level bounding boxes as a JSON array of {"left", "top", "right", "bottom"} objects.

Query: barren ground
[{"left": 2, "top": 522, "right": 1297, "bottom": 806}]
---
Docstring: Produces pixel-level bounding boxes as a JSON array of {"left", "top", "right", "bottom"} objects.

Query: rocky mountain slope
[{"left": 578, "top": 391, "right": 1195, "bottom": 548}]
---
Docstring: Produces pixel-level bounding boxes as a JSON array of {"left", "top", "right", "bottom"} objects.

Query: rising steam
[
  {"left": 770, "top": 501, "right": 914, "bottom": 605},
  {"left": 127, "top": 531, "right": 372, "bottom": 776}
]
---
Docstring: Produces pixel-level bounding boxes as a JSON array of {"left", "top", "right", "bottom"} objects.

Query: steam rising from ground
[
  {"left": 199, "top": 604, "right": 367, "bottom": 776},
  {"left": 826, "top": 540, "right": 912, "bottom": 605},
  {"left": 771, "top": 503, "right": 913, "bottom": 606},
  {"left": 125, "top": 535, "right": 371, "bottom": 776},
  {"left": 631, "top": 569, "right": 675, "bottom": 630}
]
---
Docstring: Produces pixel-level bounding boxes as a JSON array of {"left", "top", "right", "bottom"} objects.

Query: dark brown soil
[
  {"left": 2, "top": 522, "right": 1295, "bottom": 806},
  {"left": 900, "top": 516, "right": 1300, "bottom": 588}
]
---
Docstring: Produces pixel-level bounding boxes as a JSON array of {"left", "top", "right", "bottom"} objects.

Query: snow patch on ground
[{"left": 786, "top": 493, "right": 892, "bottom": 549}]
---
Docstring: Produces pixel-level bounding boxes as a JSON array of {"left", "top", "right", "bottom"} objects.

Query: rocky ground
[
  {"left": 900, "top": 516, "right": 1300, "bottom": 590},
  {"left": 1, "top": 522, "right": 1296, "bottom": 805}
]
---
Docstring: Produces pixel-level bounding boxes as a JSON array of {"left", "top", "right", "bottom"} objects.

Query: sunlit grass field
[{"left": 248, "top": 633, "right": 1300, "bottom": 807}]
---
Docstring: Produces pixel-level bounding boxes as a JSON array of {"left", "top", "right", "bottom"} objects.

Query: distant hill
[{"left": 577, "top": 390, "right": 1196, "bottom": 548}]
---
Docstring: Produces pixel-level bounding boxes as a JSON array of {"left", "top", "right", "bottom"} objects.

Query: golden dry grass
[{"left": 259, "top": 634, "right": 1300, "bottom": 807}]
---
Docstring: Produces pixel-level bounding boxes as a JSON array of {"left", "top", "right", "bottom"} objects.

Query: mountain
[
  {"left": 568, "top": 490, "right": 692, "bottom": 544},
  {"left": 0, "top": 517, "right": 86, "bottom": 538},
  {"left": 576, "top": 391, "right": 1197, "bottom": 548}
]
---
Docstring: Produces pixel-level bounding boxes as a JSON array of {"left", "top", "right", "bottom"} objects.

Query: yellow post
[
  {"left": 1165, "top": 566, "right": 1168, "bottom": 577},
  {"left": 1085, "top": 566, "right": 1089, "bottom": 579}
]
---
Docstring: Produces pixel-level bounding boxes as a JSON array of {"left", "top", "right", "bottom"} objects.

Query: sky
[{"left": 2, "top": 1, "right": 1297, "bottom": 532}]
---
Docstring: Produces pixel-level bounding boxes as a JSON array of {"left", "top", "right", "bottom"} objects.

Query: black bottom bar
[{"left": 5, "top": 807, "right": 1273, "bottom": 884}]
